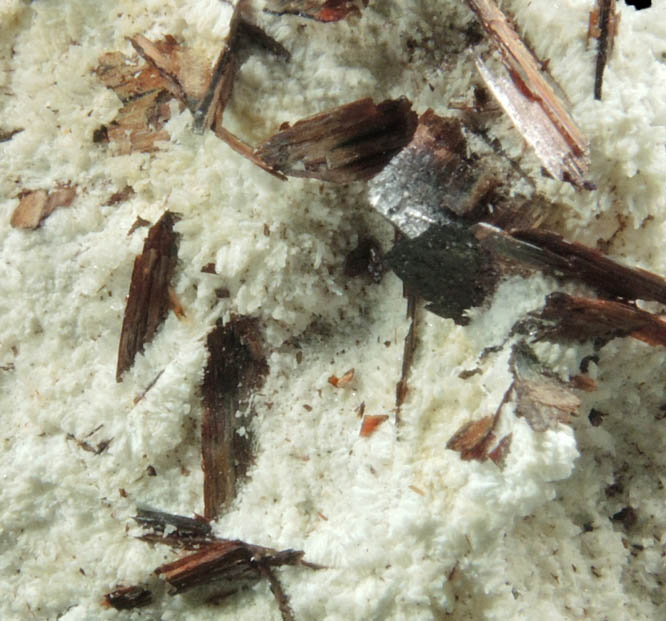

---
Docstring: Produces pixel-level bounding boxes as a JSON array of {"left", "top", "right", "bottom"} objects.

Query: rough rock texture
[{"left": 1, "top": 1, "right": 665, "bottom": 619}]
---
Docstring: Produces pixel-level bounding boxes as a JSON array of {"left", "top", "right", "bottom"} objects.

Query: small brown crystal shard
[
  {"left": 447, "top": 382, "right": 514, "bottom": 464},
  {"left": 328, "top": 368, "right": 354, "bottom": 387},
  {"left": 481, "top": 194, "right": 555, "bottom": 232},
  {"left": 168, "top": 287, "right": 186, "bottom": 319},
  {"left": 201, "top": 318, "right": 268, "bottom": 520},
  {"left": 265, "top": 0, "right": 368, "bottom": 22},
  {"left": 129, "top": 35, "right": 188, "bottom": 102},
  {"left": 155, "top": 539, "right": 313, "bottom": 621},
  {"left": 127, "top": 216, "right": 151, "bottom": 236},
  {"left": 134, "top": 512, "right": 319, "bottom": 619},
  {"left": 510, "top": 341, "right": 580, "bottom": 432},
  {"left": 47, "top": 187, "right": 77, "bottom": 211},
  {"left": 237, "top": 19, "right": 291, "bottom": 61},
  {"left": 515, "top": 229, "right": 666, "bottom": 304},
  {"left": 11, "top": 186, "right": 76, "bottom": 229},
  {"left": 96, "top": 46, "right": 185, "bottom": 154},
  {"left": 191, "top": 2, "right": 290, "bottom": 134},
  {"left": 105, "top": 185, "right": 135, "bottom": 206},
  {"left": 129, "top": 33, "right": 221, "bottom": 104},
  {"left": 467, "top": 0, "right": 591, "bottom": 188},
  {"left": 100, "top": 17, "right": 288, "bottom": 173},
  {"left": 134, "top": 508, "right": 214, "bottom": 549},
  {"left": 475, "top": 224, "right": 666, "bottom": 306},
  {"left": 359, "top": 414, "right": 389, "bottom": 437},
  {"left": 447, "top": 390, "right": 512, "bottom": 466},
  {"left": 0, "top": 127, "right": 23, "bottom": 142},
  {"left": 116, "top": 211, "right": 180, "bottom": 381},
  {"left": 97, "top": 33, "right": 214, "bottom": 153},
  {"left": 569, "top": 374, "right": 597, "bottom": 392},
  {"left": 255, "top": 97, "right": 418, "bottom": 183},
  {"left": 129, "top": 5, "right": 288, "bottom": 135},
  {"left": 109, "top": 91, "right": 172, "bottom": 154},
  {"left": 96, "top": 51, "right": 165, "bottom": 99},
  {"left": 102, "top": 585, "right": 152, "bottom": 610},
  {"left": 132, "top": 369, "right": 164, "bottom": 405},
  {"left": 531, "top": 292, "right": 666, "bottom": 348},
  {"left": 259, "top": 563, "right": 296, "bottom": 621},
  {"left": 458, "top": 368, "right": 482, "bottom": 380},
  {"left": 129, "top": 4, "right": 290, "bottom": 171},
  {"left": 213, "top": 125, "right": 287, "bottom": 180},
  {"left": 487, "top": 433, "right": 512, "bottom": 466},
  {"left": 588, "top": 0, "right": 619, "bottom": 100},
  {"left": 66, "top": 432, "right": 111, "bottom": 455},
  {"left": 191, "top": 0, "right": 245, "bottom": 133},
  {"left": 611, "top": 506, "right": 637, "bottom": 530},
  {"left": 135, "top": 7, "right": 287, "bottom": 176},
  {"left": 446, "top": 415, "right": 497, "bottom": 461},
  {"left": 395, "top": 293, "right": 417, "bottom": 421},
  {"left": 155, "top": 539, "right": 308, "bottom": 593}
]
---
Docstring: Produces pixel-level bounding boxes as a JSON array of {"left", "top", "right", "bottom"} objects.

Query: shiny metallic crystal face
[
  {"left": 368, "top": 146, "right": 455, "bottom": 239},
  {"left": 367, "top": 110, "right": 501, "bottom": 239}
]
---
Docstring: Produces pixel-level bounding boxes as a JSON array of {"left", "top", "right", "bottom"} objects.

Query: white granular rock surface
[{"left": 1, "top": 1, "right": 665, "bottom": 619}]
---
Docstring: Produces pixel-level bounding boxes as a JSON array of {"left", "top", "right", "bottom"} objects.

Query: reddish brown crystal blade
[
  {"left": 116, "top": 212, "right": 180, "bottom": 381},
  {"left": 201, "top": 318, "right": 267, "bottom": 520},
  {"left": 255, "top": 98, "right": 417, "bottom": 183},
  {"left": 468, "top": 0, "right": 590, "bottom": 188}
]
